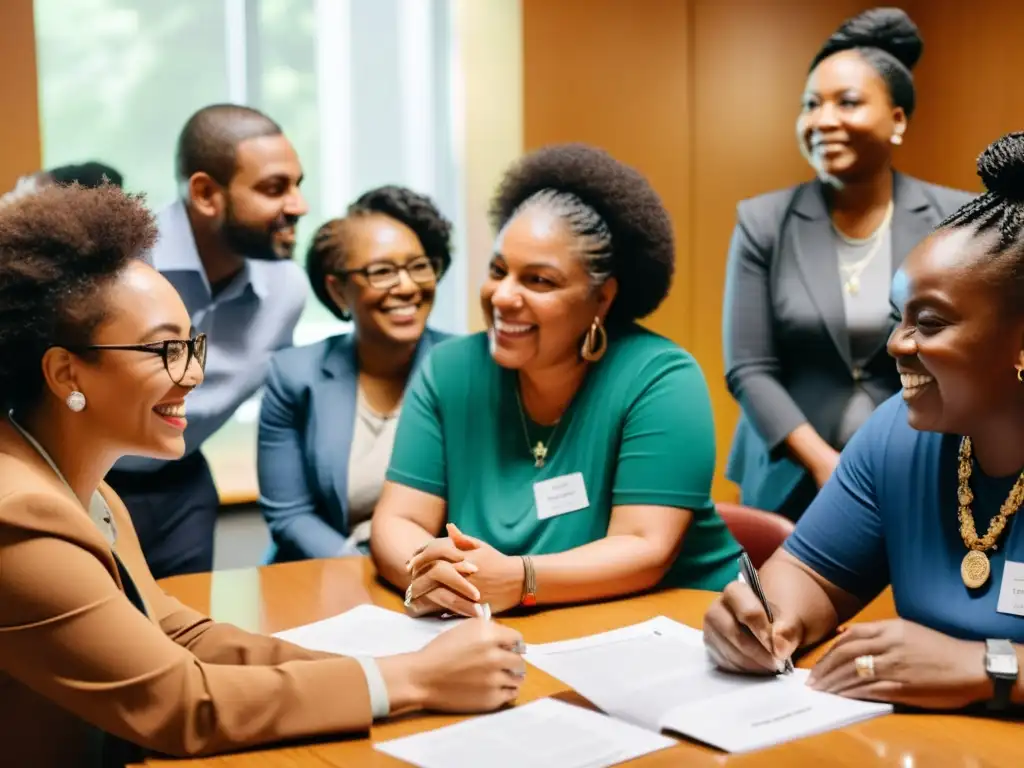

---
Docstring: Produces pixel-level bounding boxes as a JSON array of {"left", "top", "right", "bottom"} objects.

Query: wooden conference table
[{"left": 143, "top": 557, "right": 1023, "bottom": 767}]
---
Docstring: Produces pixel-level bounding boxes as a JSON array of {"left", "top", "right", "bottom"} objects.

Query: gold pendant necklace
[
  {"left": 956, "top": 436, "right": 1024, "bottom": 588},
  {"left": 514, "top": 388, "right": 560, "bottom": 469}
]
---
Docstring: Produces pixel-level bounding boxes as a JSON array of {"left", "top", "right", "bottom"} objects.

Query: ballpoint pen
[{"left": 738, "top": 551, "right": 794, "bottom": 674}]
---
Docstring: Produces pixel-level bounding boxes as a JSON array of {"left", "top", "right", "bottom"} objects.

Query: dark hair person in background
[
  {"left": 103, "top": 104, "right": 310, "bottom": 579},
  {"left": 48, "top": 161, "right": 124, "bottom": 188},
  {"left": 0, "top": 183, "right": 524, "bottom": 767},
  {"left": 258, "top": 185, "right": 453, "bottom": 562},
  {"left": 704, "top": 132, "right": 1024, "bottom": 712},
  {"left": 372, "top": 144, "right": 741, "bottom": 618},
  {"left": 0, "top": 160, "right": 123, "bottom": 205},
  {"left": 722, "top": 8, "right": 973, "bottom": 520}
]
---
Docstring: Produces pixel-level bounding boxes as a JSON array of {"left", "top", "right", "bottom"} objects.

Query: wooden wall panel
[
  {"left": 0, "top": 0, "right": 42, "bottom": 190},
  {"left": 522, "top": 0, "right": 693, "bottom": 345},
  {"left": 897, "top": 0, "right": 1024, "bottom": 192}
]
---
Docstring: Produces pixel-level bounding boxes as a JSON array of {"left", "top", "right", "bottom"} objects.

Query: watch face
[{"left": 987, "top": 654, "right": 1019, "bottom": 676}]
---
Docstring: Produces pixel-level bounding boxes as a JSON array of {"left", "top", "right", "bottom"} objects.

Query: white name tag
[
  {"left": 534, "top": 472, "right": 590, "bottom": 520},
  {"left": 996, "top": 561, "right": 1024, "bottom": 618}
]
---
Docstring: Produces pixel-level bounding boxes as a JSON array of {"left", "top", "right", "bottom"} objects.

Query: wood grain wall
[
  {"left": 523, "top": 0, "right": 1024, "bottom": 500},
  {"left": 0, "top": 0, "right": 42, "bottom": 190}
]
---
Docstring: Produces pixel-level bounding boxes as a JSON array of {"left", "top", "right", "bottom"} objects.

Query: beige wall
[{"left": 455, "top": 0, "right": 524, "bottom": 332}]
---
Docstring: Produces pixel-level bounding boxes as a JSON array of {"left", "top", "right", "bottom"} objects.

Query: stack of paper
[
  {"left": 375, "top": 698, "right": 675, "bottom": 768},
  {"left": 272, "top": 603, "right": 461, "bottom": 657},
  {"left": 524, "top": 616, "right": 892, "bottom": 753}
]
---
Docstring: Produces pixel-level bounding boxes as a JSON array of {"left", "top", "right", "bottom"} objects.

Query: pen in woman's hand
[{"left": 737, "top": 552, "right": 794, "bottom": 674}]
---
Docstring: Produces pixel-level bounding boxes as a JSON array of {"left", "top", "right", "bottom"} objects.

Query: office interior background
[{"left": 3, "top": 0, "right": 1023, "bottom": 567}]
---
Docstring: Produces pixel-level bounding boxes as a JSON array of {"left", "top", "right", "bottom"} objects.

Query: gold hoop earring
[
  {"left": 581, "top": 317, "right": 607, "bottom": 362},
  {"left": 1017, "top": 367, "right": 1023, "bottom": 383}
]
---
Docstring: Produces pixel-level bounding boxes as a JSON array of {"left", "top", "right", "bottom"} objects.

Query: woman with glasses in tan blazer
[{"left": 0, "top": 183, "right": 523, "bottom": 768}]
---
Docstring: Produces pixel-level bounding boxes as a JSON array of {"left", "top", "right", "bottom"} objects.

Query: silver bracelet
[{"left": 353, "top": 656, "right": 391, "bottom": 720}]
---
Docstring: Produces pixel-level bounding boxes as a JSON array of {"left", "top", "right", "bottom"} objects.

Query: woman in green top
[{"left": 371, "top": 144, "right": 741, "bottom": 617}]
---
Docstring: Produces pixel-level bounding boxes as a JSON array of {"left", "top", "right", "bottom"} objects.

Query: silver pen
[{"left": 738, "top": 552, "right": 794, "bottom": 674}]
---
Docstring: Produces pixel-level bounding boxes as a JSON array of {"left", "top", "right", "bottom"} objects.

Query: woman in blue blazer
[{"left": 257, "top": 186, "right": 453, "bottom": 561}]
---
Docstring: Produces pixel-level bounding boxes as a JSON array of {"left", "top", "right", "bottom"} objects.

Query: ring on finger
[{"left": 854, "top": 654, "right": 876, "bottom": 680}]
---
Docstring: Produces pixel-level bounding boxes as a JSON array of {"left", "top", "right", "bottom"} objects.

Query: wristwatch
[{"left": 984, "top": 639, "right": 1018, "bottom": 711}]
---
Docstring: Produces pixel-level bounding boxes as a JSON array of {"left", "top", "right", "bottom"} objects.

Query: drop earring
[
  {"left": 66, "top": 391, "right": 86, "bottom": 412},
  {"left": 891, "top": 133, "right": 904, "bottom": 146}
]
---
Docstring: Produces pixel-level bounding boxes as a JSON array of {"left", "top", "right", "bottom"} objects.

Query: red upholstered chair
[{"left": 715, "top": 502, "right": 796, "bottom": 569}]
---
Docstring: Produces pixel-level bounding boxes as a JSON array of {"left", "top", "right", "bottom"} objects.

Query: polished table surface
[{"left": 144, "top": 557, "right": 1023, "bottom": 767}]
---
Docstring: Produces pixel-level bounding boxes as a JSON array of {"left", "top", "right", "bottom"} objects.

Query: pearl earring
[
  {"left": 66, "top": 391, "right": 86, "bottom": 412},
  {"left": 891, "top": 133, "right": 904, "bottom": 146}
]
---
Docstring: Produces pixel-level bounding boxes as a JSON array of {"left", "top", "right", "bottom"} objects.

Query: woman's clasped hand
[{"left": 404, "top": 524, "right": 524, "bottom": 617}]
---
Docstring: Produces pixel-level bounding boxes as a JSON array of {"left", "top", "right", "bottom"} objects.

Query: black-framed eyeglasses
[
  {"left": 336, "top": 256, "right": 441, "bottom": 291},
  {"left": 68, "top": 334, "right": 207, "bottom": 385}
]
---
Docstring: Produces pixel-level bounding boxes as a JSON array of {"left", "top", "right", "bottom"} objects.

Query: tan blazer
[{"left": 0, "top": 421, "right": 373, "bottom": 767}]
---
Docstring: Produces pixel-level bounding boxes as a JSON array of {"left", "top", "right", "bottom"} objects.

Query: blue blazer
[{"left": 257, "top": 328, "right": 449, "bottom": 563}]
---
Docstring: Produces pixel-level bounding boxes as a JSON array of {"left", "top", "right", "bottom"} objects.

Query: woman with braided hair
[
  {"left": 372, "top": 143, "right": 742, "bottom": 617},
  {"left": 703, "top": 131, "right": 1024, "bottom": 712}
]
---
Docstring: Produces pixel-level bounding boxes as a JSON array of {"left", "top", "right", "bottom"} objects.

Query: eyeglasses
[
  {"left": 68, "top": 334, "right": 207, "bottom": 385},
  {"left": 336, "top": 256, "right": 441, "bottom": 291}
]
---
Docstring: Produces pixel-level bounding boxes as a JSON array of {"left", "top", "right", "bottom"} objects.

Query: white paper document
[
  {"left": 273, "top": 604, "right": 460, "bottom": 657},
  {"left": 375, "top": 698, "right": 675, "bottom": 768},
  {"left": 525, "top": 616, "right": 892, "bottom": 753}
]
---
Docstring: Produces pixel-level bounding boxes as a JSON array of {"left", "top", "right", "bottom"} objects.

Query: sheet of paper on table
[
  {"left": 375, "top": 698, "right": 675, "bottom": 768},
  {"left": 272, "top": 604, "right": 461, "bottom": 657},
  {"left": 524, "top": 616, "right": 892, "bottom": 754}
]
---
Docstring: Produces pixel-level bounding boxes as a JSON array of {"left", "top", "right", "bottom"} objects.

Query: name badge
[
  {"left": 996, "top": 561, "right": 1024, "bottom": 618},
  {"left": 534, "top": 472, "right": 590, "bottom": 520}
]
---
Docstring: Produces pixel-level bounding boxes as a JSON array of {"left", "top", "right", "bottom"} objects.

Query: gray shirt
[{"left": 833, "top": 227, "right": 893, "bottom": 447}]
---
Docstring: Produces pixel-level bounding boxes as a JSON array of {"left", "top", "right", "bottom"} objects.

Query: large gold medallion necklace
[{"left": 957, "top": 436, "right": 1024, "bottom": 588}]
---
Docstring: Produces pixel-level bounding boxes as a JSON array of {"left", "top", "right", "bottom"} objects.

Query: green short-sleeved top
[{"left": 386, "top": 325, "right": 741, "bottom": 590}]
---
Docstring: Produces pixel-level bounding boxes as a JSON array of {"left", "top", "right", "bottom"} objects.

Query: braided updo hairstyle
[
  {"left": 489, "top": 143, "right": 674, "bottom": 327},
  {"left": 940, "top": 132, "right": 1024, "bottom": 312},
  {"left": 810, "top": 8, "right": 923, "bottom": 117},
  {"left": 306, "top": 185, "right": 453, "bottom": 321}
]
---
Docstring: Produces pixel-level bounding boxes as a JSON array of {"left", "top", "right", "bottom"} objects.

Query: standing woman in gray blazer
[{"left": 723, "top": 8, "right": 973, "bottom": 520}]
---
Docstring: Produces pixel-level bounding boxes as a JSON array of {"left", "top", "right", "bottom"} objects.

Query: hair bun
[
  {"left": 977, "top": 132, "right": 1024, "bottom": 202},
  {"left": 825, "top": 7, "right": 923, "bottom": 70}
]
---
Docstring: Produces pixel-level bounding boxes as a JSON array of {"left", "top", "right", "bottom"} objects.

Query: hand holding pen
[
  {"left": 702, "top": 552, "right": 801, "bottom": 675},
  {"left": 737, "top": 552, "right": 794, "bottom": 674}
]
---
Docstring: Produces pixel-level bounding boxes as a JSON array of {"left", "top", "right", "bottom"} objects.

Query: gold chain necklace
[
  {"left": 514, "top": 387, "right": 561, "bottom": 469},
  {"left": 957, "top": 436, "right": 1024, "bottom": 588}
]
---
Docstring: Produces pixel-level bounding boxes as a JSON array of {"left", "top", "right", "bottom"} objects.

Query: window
[{"left": 34, "top": 0, "right": 466, "bottom": 500}]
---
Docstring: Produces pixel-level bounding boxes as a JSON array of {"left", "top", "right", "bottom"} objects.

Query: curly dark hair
[
  {"left": 940, "top": 132, "right": 1024, "bottom": 314},
  {"left": 488, "top": 143, "right": 674, "bottom": 325},
  {"left": 306, "top": 185, "right": 454, "bottom": 321},
  {"left": 809, "top": 8, "right": 923, "bottom": 117},
  {"left": 0, "top": 182, "right": 157, "bottom": 409}
]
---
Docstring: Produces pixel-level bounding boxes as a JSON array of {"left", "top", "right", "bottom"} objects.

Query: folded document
[{"left": 524, "top": 616, "right": 892, "bottom": 753}]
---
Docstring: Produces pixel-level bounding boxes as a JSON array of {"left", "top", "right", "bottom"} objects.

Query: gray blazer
[
  {"left": 256, "top": 328, "right": 449, "bottom": 563},
  {"left": 723, "top": 172, "right": 974, "bottom": 513}
]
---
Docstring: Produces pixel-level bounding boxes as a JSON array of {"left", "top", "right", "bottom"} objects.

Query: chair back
[{"left": 716, "top": 502, "right": 795, "bottom": 569}]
